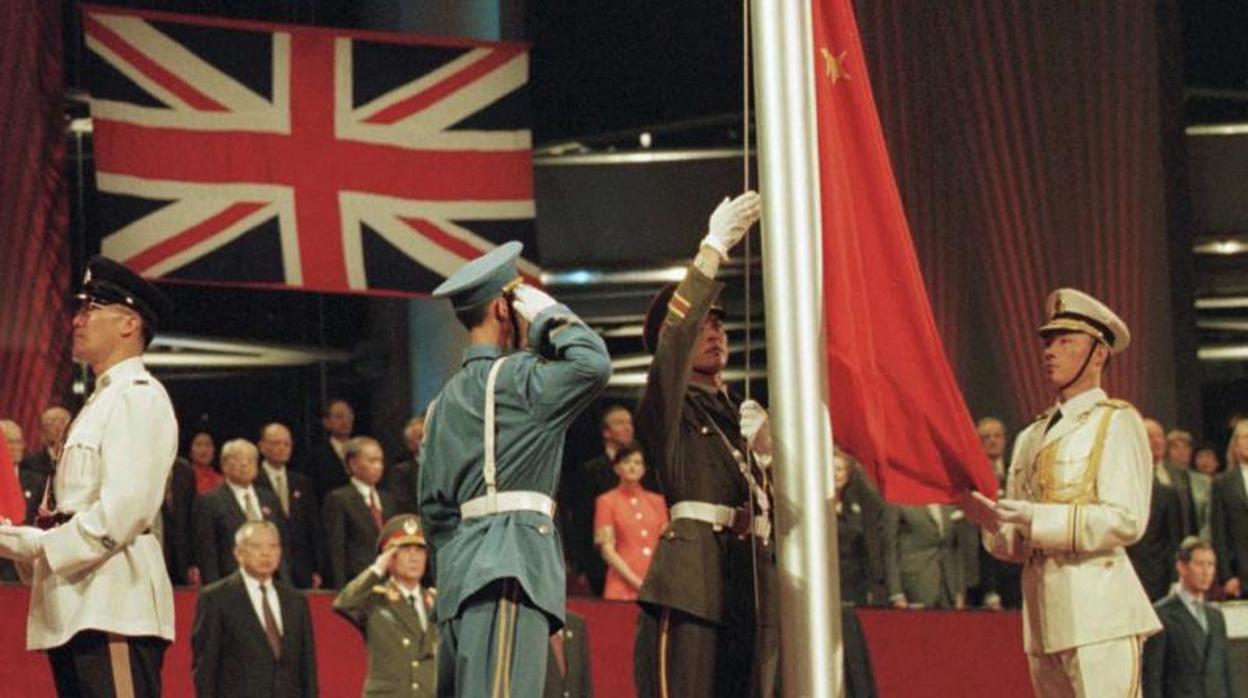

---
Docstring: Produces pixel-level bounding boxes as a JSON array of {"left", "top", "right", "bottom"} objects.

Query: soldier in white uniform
[
  {"left": 0, "top": 256, "right": 178, "bottom": 697},
  {"left": 976, "top": 288, "right": 1162, "bottom": 697}
]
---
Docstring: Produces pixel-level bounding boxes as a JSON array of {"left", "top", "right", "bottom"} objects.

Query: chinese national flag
[
  {"left": 0, "top": 435, "right": 23, "bottom": 523},
  {"left": 812, "top": 0, "right": 997, "bottom": 504}
]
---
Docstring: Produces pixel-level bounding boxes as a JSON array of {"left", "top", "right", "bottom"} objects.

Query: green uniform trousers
[{"left": 437, "top": 578, "right": 549, "bottom": 698}]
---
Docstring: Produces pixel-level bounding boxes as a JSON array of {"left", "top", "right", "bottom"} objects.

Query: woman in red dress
[
  {"left": 593, "top": 444, "right": 669, "bottom": 601},
  {"left": 188, "top": 430, "right": 223, "bottom": 494}
]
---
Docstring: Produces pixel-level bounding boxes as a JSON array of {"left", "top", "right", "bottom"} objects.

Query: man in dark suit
[
  {"left": 1129, "top": 471, "right": 1187, "bottom": 601},
  {"left": 1211, "top": 422, "right": 1248, "bottom": 599},
  {"left": 1146, "top": 418, "right": 1196, "bottom": 537},
  {"left": 544, "top": 611, "right": 593, "bottom": 698},
  {"left": 1143, "top": 537, "right": 1233, "bottom": 698},
  {"left": 192, "top": 520, "right": 317, "bottom": 698},
  {"left": 193, "top": 439, "right": 290, "bottom": 583},
  {"left": 159, "top": 458, "right": 197, "bottom": 585},
  {"left": 968, "top": 416, "right": 1021, "bottom": 609},
  {"left": 256, "top": 423, "right": 323, "bottom": 589},
  {"left": 381, "top": 415, "right": 424, "bottom": 516},
  {"left": 0, "top": 423, "right": 46, "bottom": 581},
  {"left": 17, "top": 406, "right": 70, "bottom": 476},
  {"left": 883, "top": 503, "right": 966, "bottom": 608},
  {"left": 303, "top": 398, "right": 355, "bottom": 502},
  {"left": 324, "top": 436, "right": 395, "bottom": 588}
]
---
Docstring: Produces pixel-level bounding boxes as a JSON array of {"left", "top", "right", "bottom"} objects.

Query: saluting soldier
[
  {"left": 635, "top": 192, "right": 779, "bottom": 698},
  {"left": 977, "top": 288, "right": 1162, "bottom": 696},
  {"left": 418, "top": 241, "right": 611, "bottom": 697},
  {"left": 334, "top": 514, "right": 438, "bottom": 697},
  {"left": 0, "top": 256, "right": 178, "bottom": 697}
]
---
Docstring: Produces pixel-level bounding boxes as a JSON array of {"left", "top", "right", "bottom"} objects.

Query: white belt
[
  {"left": 460, "top": 490, "right": 556, "bottom": 519},
  {"left": 670, "top": 500, "right": 770, "bottom": 538}
]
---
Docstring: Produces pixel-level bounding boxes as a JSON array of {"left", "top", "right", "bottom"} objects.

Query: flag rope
[{"left": 742, "top": 0, "right": 754, "bottom": 403}]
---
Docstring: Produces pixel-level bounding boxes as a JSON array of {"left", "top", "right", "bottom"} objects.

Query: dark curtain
[
  {"left": 0, "top": 1, "right": 72, "bottom": 438},
  {"left": 858, "top": 1, "right": 1178, "bottom": 429}
]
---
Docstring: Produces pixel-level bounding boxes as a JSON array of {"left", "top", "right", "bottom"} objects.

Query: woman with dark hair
[
  {"left": 187, "top": 430, "right": 222, "bottom": 494},
  {"left": 593, "top": 443, "right": 668, "bottom": 600},
  {"left": 834, "top": 448, "right": 886, "bottom": 606}
]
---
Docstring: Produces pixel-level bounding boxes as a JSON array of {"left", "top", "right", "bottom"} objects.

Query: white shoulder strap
[{"left": 483, "top": 356, "right": 510, "bottom": 496}]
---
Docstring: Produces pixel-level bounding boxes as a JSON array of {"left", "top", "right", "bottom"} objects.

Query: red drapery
[
  {"left": 0, "top": 0, "right": 72, "bottom": 445},
  {"left": 855, "top": 2, "right": 1174, "bottom": 429}
]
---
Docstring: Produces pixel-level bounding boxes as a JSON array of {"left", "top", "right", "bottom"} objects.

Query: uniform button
[
  {"left": 412, "top": 683, "right": 419, "bottom": 690},
  {"left": 635, "top": 512, "right": 643, "bottom": 520},
  {"left": 402, "top": 638, "right": 411, "bottom": 647},
  {"left": 537, "top": 523, "right": 551, "bottom": 535},
  {"left": 629, "top": 497, "right": 639, "bottom": 506},
  {"left": 640, "top": 529, "right": 648, "bottom": 537},
  {"left": 412, "top": 660, "right": 420, "bottom": 668},
  {"left": 642, "top": 547, "right": 652, "bottom": 556}
]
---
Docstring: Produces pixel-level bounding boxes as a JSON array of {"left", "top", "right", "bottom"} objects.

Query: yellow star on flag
[{"left": 820, "top": 47, "right": 851, "bottom": 84}]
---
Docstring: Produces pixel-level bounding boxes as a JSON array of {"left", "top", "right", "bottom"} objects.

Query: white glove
[
  {"left": 510, "top": 284, "right": 558, "bottom": 323},
  {"left": 0, "top": 525, "right": 45, "bottom": 562},
  {"left": 739, "top": 399, "right": 773, "bottom": 456},
  {"left": 701, "top": 191, "right": 761, "bottom": 260},
  {"left": 994, "top": 499, "right": 1034, "bottom": 527}
]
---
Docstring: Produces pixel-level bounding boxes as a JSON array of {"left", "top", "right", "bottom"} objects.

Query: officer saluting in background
[
  {"left": 418, "top": 242, "right": 611, "bottom": 697},
  {"left": 0, "top": 256, "right": 178, "bottom": 697}
]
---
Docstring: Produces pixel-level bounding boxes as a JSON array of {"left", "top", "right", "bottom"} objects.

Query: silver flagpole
[{"left": 751, "top": 1, "right": 843, "bottom": 696}]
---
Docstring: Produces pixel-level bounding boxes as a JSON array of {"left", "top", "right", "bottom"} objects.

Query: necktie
[
  {"left": 369, "top": 490, "right": 383, "bottom": 529},
  {"left": 408, "top": 593, "right": 427, "bottom": 630},
  {"left": 273, "top": 471, "right": 289, "bottom": 515},
  {"left": 244, "top": 491, "right": 262, "bottom": 521},
  {"left": 259, "top": 583, "right": 282, "bottom": 658},
  {"left": 1194, "top": 600, "right": 1209, "bottom": 633},
  {"left": 1044, "top": 409, "right": 1063, "bottom": 434}
]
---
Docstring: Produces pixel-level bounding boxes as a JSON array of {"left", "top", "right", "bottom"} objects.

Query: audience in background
[
  {"left": 18, "top": 406, "right": 70, "bottom": 476},
  {"left": 160, "top": 457, "right": 197, "bottom": 586},
  {"left": 188, "top": 430, "right": 223, "bottom": 494},
  {"left": 324, "top": 436, "right": 395, "bottom": 588},
  {"left": 194, "top": 438, "right": 290, "bottom": 584},
  {"left": 1190, "top": 443, "right": 1219, "bottom": 541},
  {"left": 1, "top": 419, "right": 25, "bottom": 464},
  {"left": 566, "top": 404, "right": 639, "bottom": 596},
  {"left": 592, "top": 443, "right": 667, "bottom": 601},
  {"left": 1143, "top": 537, "right": 1233, "bottom": 698},
  {"left": 381, "top": 414, "right": 424, "bottom": 515},
  {"left": 305, "top": 398, "right": 356, "bottom": 502},
  {"left": 256, "top": 423, "right": 324, "bottom": 590},
  {"left": 968, "top": 416, "right": 1021, "bottom": 609},
  {"left": 192, "top": 521, "right": 318, "bottom": 698},
  {"left": 884, "top": 501, "right": 966, "bottom": 609},
  {"left": 0, "top": 418, "right": 43, "bottom": 581},
  {"left": 834, "top": 449, "right": 885, "bottom": 606},
  {"left": 1130, "top": 419, "right": 1187, "bottom": 601},
  {"left": 1211, "top": 419, "right": 1248, "bottom": 600}
]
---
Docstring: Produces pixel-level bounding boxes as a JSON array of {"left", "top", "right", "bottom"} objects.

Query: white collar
[
  {"left": 1054, "top": 386, "right": 1108, "bottom": 415},
  {"left": 94, "top": 355, "right": 146, "bottom": 390},
  {"left": 351, "top": 477, "right": 374, "bottom": 498},
  {"left": 240, "top": 568, "right": 275, "bottom": 592},
  {"left": 227, "top": 480, "right": 256, "bottom": 498}
]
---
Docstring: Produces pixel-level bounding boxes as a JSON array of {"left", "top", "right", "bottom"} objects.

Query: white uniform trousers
[{"left": 1027, "top": 635, "right": 1143, "bottom": 698}]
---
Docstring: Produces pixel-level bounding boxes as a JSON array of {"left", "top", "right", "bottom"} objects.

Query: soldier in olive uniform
[
  {"left": 635, "top": 192, "right": 778, "bottom": 698},
  {"left": 418, "top": 241, "right": 611, "bottom": 697},
  {"left": 334, "top": 514, "right": 437, "bottom": 697}
]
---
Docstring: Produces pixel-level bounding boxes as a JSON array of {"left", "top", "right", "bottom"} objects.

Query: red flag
[
  {"left": 0, "top": 436, "right": 24, "bottom": 523},
  {"left": 812, "top": 0, "right": 997, "bottom": 505}
]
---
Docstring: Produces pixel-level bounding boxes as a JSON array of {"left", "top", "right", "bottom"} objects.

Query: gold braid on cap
[{"left": 501, "top": 276, "right": 524, "bottom": 294}]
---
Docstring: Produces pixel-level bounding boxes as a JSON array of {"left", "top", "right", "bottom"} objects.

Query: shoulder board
[
  {"left": 132, "top": 378, "right": 150, "bottom": 386},
  {"left": 1096, "top": 399, "right": 1133, "bottom": 410},
  {"left": 370, "top": 584, "right": 389, "bottom": 595},
  {"left": 1031, "top": 407, "right": 1055, "bottom": 424}
]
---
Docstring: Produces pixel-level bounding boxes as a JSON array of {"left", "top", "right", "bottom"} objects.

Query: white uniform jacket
[
  {"left": 23, "top": 356, "right": 178, "bottom": 650},
  {"left": 983, "top": 387, "right": 1161, "bottom": 654}
]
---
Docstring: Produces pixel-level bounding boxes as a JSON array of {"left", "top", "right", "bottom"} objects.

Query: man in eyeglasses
[{"left": 0, "top": 255, "right": 178, "bottom": 697}]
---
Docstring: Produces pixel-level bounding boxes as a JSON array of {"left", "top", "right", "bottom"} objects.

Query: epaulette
[
  {"left": 1031, "top": 407, "right": 1055, "bottom": 424},
  {"left": 132, "top": 378, "right": 149, "bottom": 386},
  {"left": 1096, "top": 398, "right": 1133, "bottom": 410}
]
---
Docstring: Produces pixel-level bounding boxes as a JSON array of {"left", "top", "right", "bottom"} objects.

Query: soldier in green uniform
[
  {"left": 417, "top": 241, "right": 612, "bottom": 698},
  {"left": 635, "top": 192, "right": 779, "bottom": 698},
  {"left": 334, "top": 514, "right": 437, "bottom": 697}
]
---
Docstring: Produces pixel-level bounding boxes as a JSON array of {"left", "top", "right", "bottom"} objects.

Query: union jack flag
[{"left": 83, "top": 5, "right": 539, "bottom": 296}]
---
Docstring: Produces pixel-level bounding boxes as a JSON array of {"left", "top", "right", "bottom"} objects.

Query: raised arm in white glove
[
  {"left": 740, "top": 399, "right": 773, "bottom": 457},
  {"left": 701, "top": 191, "right": 761, "bottom": 261},
  {"left": 510, "top": 283, "right": 558, "bottom": 323}
]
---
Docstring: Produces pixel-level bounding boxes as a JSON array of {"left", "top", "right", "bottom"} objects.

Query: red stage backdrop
[
  {"left": 855, "top": 2, "right": 1176, "bottom": 429},
  {"left": 811, "top": 0, "right": 997, "bottom": 504},
  {"left": 0, "top": 0, "right": 73, "bottom": 447},
  {"left": 83, "top": 4, "right": 540, "bottom": 297}
]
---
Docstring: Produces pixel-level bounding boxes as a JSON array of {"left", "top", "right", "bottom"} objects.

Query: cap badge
[
  {"left": 403, "top": 519, "right": 419, "bottom": 535},
  {"left": 1053, "top": 292, "right": 1064, "bottom": 314}
]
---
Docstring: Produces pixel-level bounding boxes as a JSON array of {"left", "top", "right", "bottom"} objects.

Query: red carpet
[{"left": 0, "top": 585, "right": 1031, "bottom": 696}]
